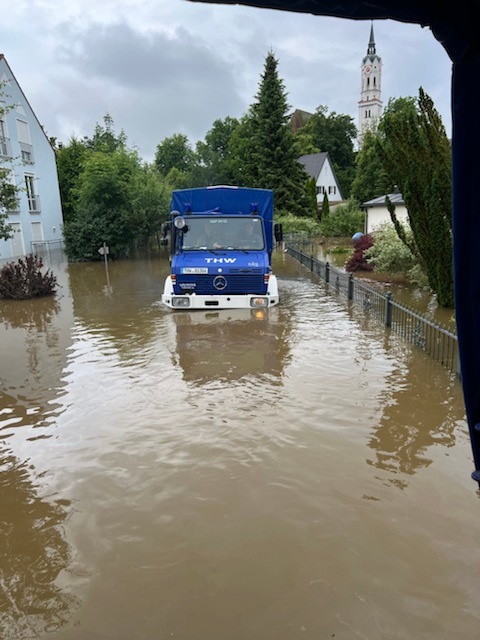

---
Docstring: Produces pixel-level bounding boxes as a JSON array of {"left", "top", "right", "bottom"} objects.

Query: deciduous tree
[
  {"left": 301, "top": 105, "right": 357, "bottom": 197},
  {"left": 350, "top": 129, "right": 392, "bottom": 204},
  {"left": 195, "top": 117, "right": 239, "bottom": 186},
  {"left": 154, "top": 133, "right": 196, "bottom": 178}
]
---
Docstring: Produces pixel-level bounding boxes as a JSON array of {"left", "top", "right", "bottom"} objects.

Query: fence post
[
  {"left": 385, "top": 291, "right": 392, "bottom": 327},
  {"left": 325, "top": 261, "right": 330, "bottom": 283},
  {"left": 348, "top": 273, "right": 354, "bottom": 300}
]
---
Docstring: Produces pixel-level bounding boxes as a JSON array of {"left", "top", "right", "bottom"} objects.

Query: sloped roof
[
  {"left": 290, "top": 109, "right": 313, "bottom": 133},
  {"left": 298, "top": 152, "right": 328, "bottom": 180},
  {"left": 361, "top": 192, "right": 405, "bottom": 208},
  {"left": 0, "top": 54, "right": 53, "bottom": 149}
]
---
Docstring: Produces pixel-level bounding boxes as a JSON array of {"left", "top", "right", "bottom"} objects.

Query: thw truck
[{"left": 161, "top": 185, "right": 282, "bottom": 310}]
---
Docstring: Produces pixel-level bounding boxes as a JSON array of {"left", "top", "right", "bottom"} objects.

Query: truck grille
[{"left": 175, "top": 273, "right": 267, "bottom": 295}]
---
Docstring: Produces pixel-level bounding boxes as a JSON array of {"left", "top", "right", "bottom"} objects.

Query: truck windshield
[{"left": 181, "top": 217, "right": 265, "bottom": 251}]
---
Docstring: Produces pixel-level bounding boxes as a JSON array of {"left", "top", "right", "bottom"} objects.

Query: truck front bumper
[{"left": 162, "top": 276, "right": 279, "bottom": 310}]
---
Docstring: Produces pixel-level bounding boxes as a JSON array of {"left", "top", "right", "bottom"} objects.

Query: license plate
[{"left": 182, "top": 267, "right": 208, "bottom": 274}]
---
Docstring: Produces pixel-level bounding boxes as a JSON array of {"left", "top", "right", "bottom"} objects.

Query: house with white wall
[
  {"left": 0, "top": 54, "right": 63, "bottom": 261},
  {"left": 298, "top": 152, "right": 344, "bottom": 209},
  {"left": 361, "top": 191, "right": 409, "bottom": 234}
]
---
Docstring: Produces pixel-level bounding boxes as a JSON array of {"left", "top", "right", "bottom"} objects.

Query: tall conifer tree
[{"left": 247, "top": 51, "right": 309, "bottom": 216}]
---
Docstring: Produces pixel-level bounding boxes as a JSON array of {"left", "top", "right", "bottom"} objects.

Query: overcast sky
[{"left": 2, "top": 0, "right": 452, "bottom": 161}]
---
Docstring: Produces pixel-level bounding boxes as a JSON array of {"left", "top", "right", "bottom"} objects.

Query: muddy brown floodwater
[{"left": 0, "top": 249, "right": 479, "bottom": 640}]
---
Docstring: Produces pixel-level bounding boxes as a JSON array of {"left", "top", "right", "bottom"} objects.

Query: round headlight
[{"left": 174, "top": 216, "right": 186, "bottom": 229}]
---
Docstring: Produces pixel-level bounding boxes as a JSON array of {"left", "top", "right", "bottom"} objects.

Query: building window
[
  {"left": 25, "top": 173, "right": 41, "bottom": 213},
  {"left": 317, "top": 186, "right": 325, "bottom": 195},
  {"left": 0, "top": 118, "right": 11, "bottom": 157},
  {"left": 17, "top": 119, "right": 34, "bottom": 164},
  {"left": 328, "top": 186, "right": 337, "bottom": 195}
]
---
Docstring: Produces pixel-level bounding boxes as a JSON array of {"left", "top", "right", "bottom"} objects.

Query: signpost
[{"left": 98, "top": 243, "right": 110, "bottom": 289}]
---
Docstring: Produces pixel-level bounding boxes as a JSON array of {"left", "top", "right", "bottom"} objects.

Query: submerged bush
[
  {"left": 364, "top": 222, "right": 429, "bottom": 287},
  {"left": 275, "top": 212, "right": 321, "bottom": 236},
  {"left": 345, "top": 233, "right": 374, "bottom": 272},
  {"left": 319, "top": 199, "right": 365, "bottom": 237},
  {"left": 0, "top": 254, "right": 58, "bottom": 300}
]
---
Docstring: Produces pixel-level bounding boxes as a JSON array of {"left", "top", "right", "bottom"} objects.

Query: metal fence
[
  {"left": 286, "top": 242, "right": 460, "bottom": 377},
  {"left": 30, "top": 238, "right": 65, "bottom": 254},
  {"left": 0, "top": 239, "right": 66, "bottom": 268}
]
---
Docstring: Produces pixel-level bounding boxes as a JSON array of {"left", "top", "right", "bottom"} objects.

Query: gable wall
[
  {"left": 365, "top": 204, "right": 409, "bottom": 234},
  {"left": 0, "top": 57, "right": 63, "bottom": 261}
]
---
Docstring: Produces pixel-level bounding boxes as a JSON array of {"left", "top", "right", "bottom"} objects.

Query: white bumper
[{"left": 162, "top": 275, "right": 279, "bottom": 310}]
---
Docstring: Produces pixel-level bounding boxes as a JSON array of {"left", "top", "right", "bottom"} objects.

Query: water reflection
[
  {"left": 0, "top": 271, "right": 72, "bottom": 434},
  {"left": 367, "top": 334, "right": 466, "bottom": 488},
  {"left": 0, "top": 448, "right": 78, "bottom": 639},
  {"left": 169, "top": 307, "right": 291, "bottom": 385},
  {"left": 0, "top": 296, "right": 61, "bottom": 332},
  {"left": 0, "top": 254, "right": 477, "bottom": 640},
  {"left": 66, "top": 260, "right": 167, "bottom": 360}
]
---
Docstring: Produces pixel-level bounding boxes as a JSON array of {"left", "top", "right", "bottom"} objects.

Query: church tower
[{"left": 358, "top": 22, "right": 383, "bottom": 145}]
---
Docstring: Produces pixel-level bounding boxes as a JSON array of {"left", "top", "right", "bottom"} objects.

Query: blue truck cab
[{"left": 161, "top": 185, "right": 282, "bottom": 310}]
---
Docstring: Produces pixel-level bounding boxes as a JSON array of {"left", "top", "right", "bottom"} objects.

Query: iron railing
[{"left": 286, "top": 242, "right": 459, "bottom": 376}]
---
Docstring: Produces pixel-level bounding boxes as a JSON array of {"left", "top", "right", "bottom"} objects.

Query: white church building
[{"left": 358, "top": 23, "right": 383, "bottom": 144}]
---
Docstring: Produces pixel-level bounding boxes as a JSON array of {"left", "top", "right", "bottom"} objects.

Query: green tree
[
  {"left": 63, "top": 148, "right": 143, "bottom": 260},
  {"left": 293, "top": 131, "right": 320, "bottom": 158},
  {"left": 0, "top": 92, "right": 20, "bottom": 240},
  {"left": 227, "top": 114, "right": 258, "bottom": 187},
  {"left": 305, "top": 177, "right": 318, "bottom": 219},
  {"left": 321, "top": 191, "right": 330, "bottom": 222},
  {"left": 56, "top": 115, "right": 128, "bottom": 224},
  {"left": 363, "top": 221, "right": 427, "bottom": 286},
  {"left": 154, "top": 133, "right": 196, "bottom": 178},
  {"left": 301, "top": 105, "right": 357, "bottom": 197},
  {"left": 350, "top": 129, "right": 392, "bottom": 204},
  {"left": 164, "top": 167, "right": 190, "bottom": 191},
  {"left": 232, "top": 51, "right": 309, "bottom": 216},
  {"left": 377, "top": 89, "right": 453, "bottom": 307},
  {"left": 84, "top": 113, "right": 127, "bottom": 153},
  {"left": 0, "top": 167, "right": 18, "bottom": 240},
  {"left": 55, "top": 137, "right": 89, "bottom": 223},
  {"left": 319, "top": 198, "right": 364, "bottom": 237},
  {"left": 194, "top": 117, "right": 239, "bottom": 186},
  {"left": 130, "top": 166, "right": 170, "bottom": 252}
]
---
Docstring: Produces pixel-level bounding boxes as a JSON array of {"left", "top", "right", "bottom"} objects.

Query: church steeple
[
  {"left": 367, "top": 22, "right": 376, "bottom": 56},
  {"left": 358, "top": 21, "right": 383, "bottom": 146}
]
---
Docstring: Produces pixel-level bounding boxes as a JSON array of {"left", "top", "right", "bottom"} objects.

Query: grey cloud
[{"left": 49, "top": 20, "right": 248, "bottom": 158}]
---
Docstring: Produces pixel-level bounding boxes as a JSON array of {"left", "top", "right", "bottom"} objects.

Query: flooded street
[{"left": 1, "top": 250, "right": 479, "bottom": 639}]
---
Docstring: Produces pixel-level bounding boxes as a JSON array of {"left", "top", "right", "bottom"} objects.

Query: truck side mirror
[
  {"left": 161, "top": 221, "right": 171, "bottom": 238},
  {"left": 160, "top": 221, "right": 170, "bottom": 245},
  {"left": 274, "top": 223, "right": 283, "bottom": 242}
]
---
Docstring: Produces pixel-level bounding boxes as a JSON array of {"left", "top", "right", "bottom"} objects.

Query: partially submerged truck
[{"left": 161, "top": 185, "right": 282, "bottom": 310}]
